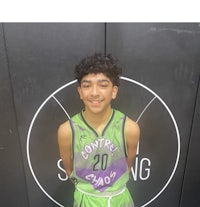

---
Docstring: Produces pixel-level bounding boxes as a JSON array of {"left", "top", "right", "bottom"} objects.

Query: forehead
[{"left": 81, "top": 73, "right": 111, "bottom": 83}]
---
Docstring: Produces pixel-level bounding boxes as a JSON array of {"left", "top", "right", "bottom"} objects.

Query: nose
[{"left": 91, "top": 85, "right": 99, "bottom": 96}]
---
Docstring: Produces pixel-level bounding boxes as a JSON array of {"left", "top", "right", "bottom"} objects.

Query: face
[{"left": 78, "top": 73, "right": 118, "bottom": 115}]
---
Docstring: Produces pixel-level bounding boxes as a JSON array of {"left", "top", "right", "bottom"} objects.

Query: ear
[
  {"left": 77, "top": 86, "right": 83, "bottom": 100},
  {"left": 112, "top": 86, "right": 118, "bottom": 99}
]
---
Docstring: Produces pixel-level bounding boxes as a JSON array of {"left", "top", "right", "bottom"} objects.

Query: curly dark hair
[{"left": 74, "top": 53, "right": 122, "bottom": 86}]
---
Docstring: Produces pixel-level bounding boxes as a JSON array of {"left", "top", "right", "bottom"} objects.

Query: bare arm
[
  {"left": 125, "top": 117, "right": 140, "bottom": 171},
  {"left": 57, "top": 121, "right": 73, "bottom": 179}
]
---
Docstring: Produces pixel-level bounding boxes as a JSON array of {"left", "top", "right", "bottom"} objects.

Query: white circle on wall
[{"left": 26, "top": 77, "right": 180, "bottom": 207}]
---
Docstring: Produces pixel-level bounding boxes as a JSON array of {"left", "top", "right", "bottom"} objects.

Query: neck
[{"left": 83, "top": 107, "right": 113, "bottom": 132}]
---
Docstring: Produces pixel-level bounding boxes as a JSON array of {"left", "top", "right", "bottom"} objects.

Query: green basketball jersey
[{"left": 69, "top": 109, "right": 129, "bottom": 194}]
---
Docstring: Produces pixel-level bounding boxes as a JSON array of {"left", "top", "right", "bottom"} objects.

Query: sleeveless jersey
[{"left": 69, "top": 109, "right": 129, "bottom": 194}]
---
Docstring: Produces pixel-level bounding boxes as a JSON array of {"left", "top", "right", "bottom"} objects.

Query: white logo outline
[{"left": 26, "top": 77, "right": 180, "bottom": 207}]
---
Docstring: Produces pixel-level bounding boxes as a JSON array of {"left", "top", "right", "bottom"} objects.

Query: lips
[
  {"left": 90, "top": 100, "right": 101, "bottom": 103},
  {"left": 88, "top": 99, "right": 103, "bottom": 106}
]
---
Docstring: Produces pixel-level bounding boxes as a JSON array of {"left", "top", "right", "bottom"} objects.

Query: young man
[{"left": 58, "top": 53, "right": 140, "bottom": 207}]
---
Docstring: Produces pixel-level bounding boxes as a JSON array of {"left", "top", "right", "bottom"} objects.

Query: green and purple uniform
[{"left": 69, "top": 109, "right": 134, "bottom": 207}]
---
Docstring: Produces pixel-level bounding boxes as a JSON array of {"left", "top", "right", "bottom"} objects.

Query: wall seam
[
  {"left": 104, "top": 22, "right": 107, "bottom": 56},
  {"left": 2, "top": 23, "right": 31, "bottom": 207},
  {"left": 178, "top": 74, "right": 200, "bottom": 207}
]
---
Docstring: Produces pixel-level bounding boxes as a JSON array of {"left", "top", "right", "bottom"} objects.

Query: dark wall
[
  {"left": 106, "top": 23, "right": 200, "bottom": 207},
  {"left": 180, "top": 77, "right": 200, "bottom": 207},
  {"left": 2, "top": 23, "right": 105, "bottom": 207},
  {"left": 0, "top": 23, "right": 199, "bottom": 207},
  {"left": 0, "top": 24, "right": 29, "bottom": 206}
]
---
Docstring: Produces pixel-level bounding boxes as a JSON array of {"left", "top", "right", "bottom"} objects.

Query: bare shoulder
[
  {"left": 125, "top": 117, "right": 140, "bottom": 143},
  {"left": 57, "top": 120, "right": 73, "bottom": 177},
  {"left": 57, "top": 120, "right": 71, "bottom": 143}
]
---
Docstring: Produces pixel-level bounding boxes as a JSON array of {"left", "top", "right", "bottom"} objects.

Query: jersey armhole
[
  {"left": 122, "top": 115, "right": 128, "bottom": 157},
  {"left": 69, "top": 119, "right": 75, "bottom": 160}
]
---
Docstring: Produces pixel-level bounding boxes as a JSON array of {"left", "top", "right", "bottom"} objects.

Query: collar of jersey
[{"left": 80, "top": 109, "right": 115, "bottom": 137}]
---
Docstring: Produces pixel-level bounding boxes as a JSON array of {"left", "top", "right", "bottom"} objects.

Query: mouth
[{"left": 88, "top": 99, "right": 103, "bottom": 105}]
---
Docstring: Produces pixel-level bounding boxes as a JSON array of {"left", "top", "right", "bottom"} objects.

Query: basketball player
[{"left": 58, "top": 53, "right": 140, "bottom": 207}]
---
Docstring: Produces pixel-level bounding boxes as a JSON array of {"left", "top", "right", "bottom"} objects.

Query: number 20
[{"left": 93, "top": 154, "right": 108, "bottom": 171}]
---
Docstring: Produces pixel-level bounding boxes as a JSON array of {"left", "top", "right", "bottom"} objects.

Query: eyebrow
[{"left": 81, "top": 79, "right": 110, "bottom": 84}]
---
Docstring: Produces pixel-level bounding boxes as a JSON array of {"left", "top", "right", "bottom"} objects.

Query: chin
[{"left": 86, "top": 106, "right": 105, "bottom": 114}]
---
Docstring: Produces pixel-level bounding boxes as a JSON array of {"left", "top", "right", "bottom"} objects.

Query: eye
[
  {"left": 100, "top": 84, "right": 109, "bottom": 88},
  {"left": 82, "top": 84, "right": 90, "bottom": 88}
]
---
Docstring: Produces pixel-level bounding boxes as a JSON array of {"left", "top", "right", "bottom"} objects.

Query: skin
[{"left": 57, "top": 73, "right": 140, "bottom": 182}]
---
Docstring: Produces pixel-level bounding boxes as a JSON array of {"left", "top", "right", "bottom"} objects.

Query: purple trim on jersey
[
  {"left": 75, "top": 157, "right": 127, "bottom": 192},
  {"left": 121, "top": 115, "right": 128, "bottom": 157},
  {"left": 69, "top": 120, "right": 75, "bottom": 159},
  {"left": 78, "top": 125, "right": 85, "bottom": 131}
]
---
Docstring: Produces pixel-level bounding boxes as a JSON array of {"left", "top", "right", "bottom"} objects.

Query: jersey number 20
[{"left": 93, "top": 154, "right": 108, "bottom": 171}]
